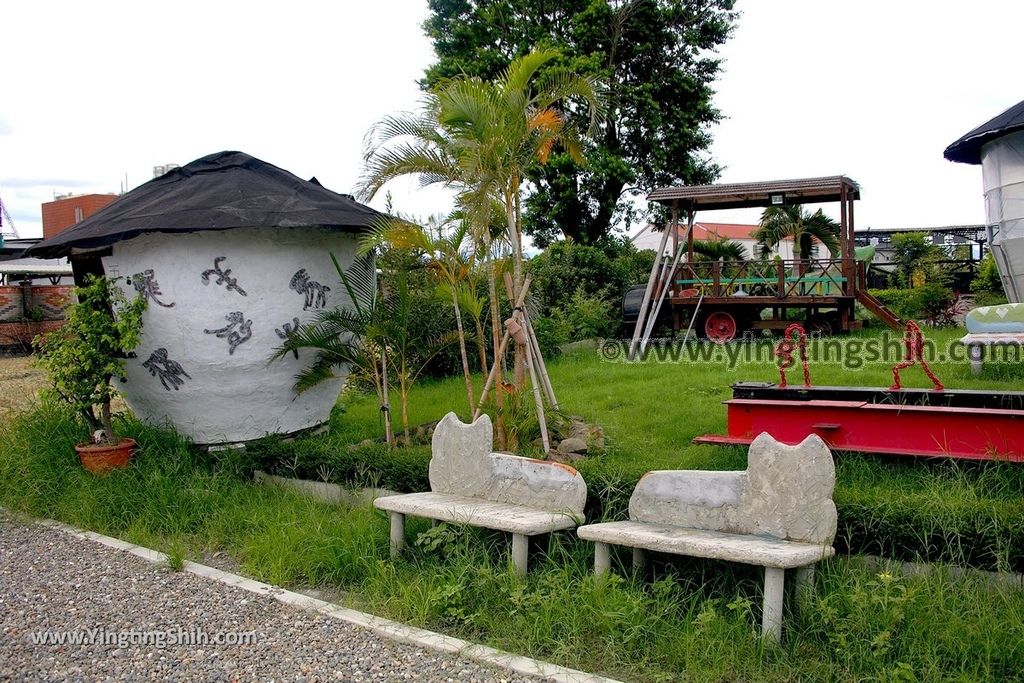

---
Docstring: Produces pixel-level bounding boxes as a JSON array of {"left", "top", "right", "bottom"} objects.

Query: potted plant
[{"left": 35, "top": 274, "right": 146, "bottom": 473}]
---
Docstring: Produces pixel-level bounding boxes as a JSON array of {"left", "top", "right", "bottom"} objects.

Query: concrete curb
[
  {"left": 252, "top": 470, "right": 399, "bottom": 507},
  {"left": 34, "top": 518, "right": 621, "bottom": 683}
]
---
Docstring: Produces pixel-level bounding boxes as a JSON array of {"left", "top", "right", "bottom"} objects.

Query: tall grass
[
  {"left": 259, "top": 329, "right": 1024, "bottom": 571},
  {"left": 2, "top": 401, "right": 1023, "bottom": 681}
]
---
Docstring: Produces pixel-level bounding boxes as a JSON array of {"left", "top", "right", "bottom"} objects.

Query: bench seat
[
  {"left": 374, "top": 492, "right": 582, "bottom": 535},
  {"left": 577, "top": 521, "right": 834, "bottom": 569}
]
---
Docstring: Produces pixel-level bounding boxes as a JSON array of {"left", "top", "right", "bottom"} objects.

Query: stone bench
[
  {"left": 374, "top": 412, "right": 587, "bottom": 576},
  {"left": 577, "top": 432, "right": 836, "bottom": 642}
]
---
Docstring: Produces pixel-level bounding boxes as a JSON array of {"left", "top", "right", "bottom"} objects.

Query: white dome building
[
  {"left": 27, "top": 151, "right": 380, "bottom": 445},
  {"left": 945, "top": 100, "right": 1024, "bottom": 302}
]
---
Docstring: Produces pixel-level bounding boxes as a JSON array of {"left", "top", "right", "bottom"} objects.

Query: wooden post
[
  {"left": 848, "top": 190, "right": 857, "bottom": 296},
  {"left": 628, "top": 225, "right": 673, "bottom": 360},
  {"left": 686, "top": 210, "right": 695, "bottom": 264},
  {"left": 840, "top": 183, "right": 850, "bottom": 295},
  {"left": 640, "top": 242, "right": 686, "bottom": 356}
]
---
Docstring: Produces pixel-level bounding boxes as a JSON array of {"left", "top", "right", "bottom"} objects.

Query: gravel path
[{"left": 0, "top": 515, "right": 539, "bottom": 682}]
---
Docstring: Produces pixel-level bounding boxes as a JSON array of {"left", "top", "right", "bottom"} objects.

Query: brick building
[{"left": 41, "top": 193, "right": 119, "bottom": 239}]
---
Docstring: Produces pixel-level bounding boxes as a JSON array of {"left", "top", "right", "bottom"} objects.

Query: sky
[{"left": 2, "top": 0, "right": 1022, "bottom": 240}]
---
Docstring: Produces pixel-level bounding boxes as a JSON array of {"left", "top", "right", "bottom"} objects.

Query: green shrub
[
  {"left": 869, "top": 286, "right": 955, "bottom": 323},
  {"left": 972, "top": 252, "right": 1004, "bottom": 295},
  {"left": 558, "top": 288, "right": 619, "bottom": 340},
  {"left": 913, "top": 282, "right": 956, "bottom": 323},
  {"left": 530, "top": 312, "right": 573, "bottom": 359},
  {"left": 247, "top": 435, "right": 431, "bottom": 493},
  {"left": 527, "top": 238, "right": 653, "bottom": 318},
  {"left": 869, "top": 289, "right": 919, "bottom": 319},
  {"left": 972, "top": 290, "right": 1008, "bottom": 308}
]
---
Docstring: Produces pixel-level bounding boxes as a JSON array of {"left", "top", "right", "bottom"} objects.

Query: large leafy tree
[{"left": 422, "top": 0, "right": 737, "bottom": 247}]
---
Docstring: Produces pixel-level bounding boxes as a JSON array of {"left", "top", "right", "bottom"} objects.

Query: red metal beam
[{"left": 693, "top": 398, "right": 1024, "bottom": 462}]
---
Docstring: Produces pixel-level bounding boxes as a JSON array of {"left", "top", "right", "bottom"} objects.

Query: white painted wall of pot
[{"left": 101, "top": 227, "right": 362, "bottom": 445}]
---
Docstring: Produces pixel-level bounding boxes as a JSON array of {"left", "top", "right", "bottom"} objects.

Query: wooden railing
[{"left": 671, "top": 258, "right": 855, "bottom": 298}]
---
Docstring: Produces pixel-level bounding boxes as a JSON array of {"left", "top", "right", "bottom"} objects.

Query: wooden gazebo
[{"left": 628, "top": 176, "right": 899, "bottom": 354}]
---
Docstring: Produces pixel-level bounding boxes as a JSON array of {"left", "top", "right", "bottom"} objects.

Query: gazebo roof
[
  {"left": 647, "top": 176, "right": 860, "bottom": 211},
  {"left": 944, "top": 99, "right": 1024, "bottom": 165},
  {"left": 25, "top": 151, "right": 382, "bottom": 259}
]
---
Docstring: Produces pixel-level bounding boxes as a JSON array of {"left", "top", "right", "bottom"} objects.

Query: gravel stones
[{"left": 0, "top": 514, "right": 538, "bottom": 682}]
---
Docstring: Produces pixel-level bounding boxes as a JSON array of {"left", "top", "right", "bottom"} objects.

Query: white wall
[{"left": 102, "top": 227, "right": 361, "bottom": 445}]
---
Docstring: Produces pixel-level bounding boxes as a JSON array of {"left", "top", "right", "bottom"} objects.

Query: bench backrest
[
  {"left": 629, "top": 432, "right": 836, "bottom": 545},
  {"left": 429, "top": 412, "right": 587, "bottom": 515}
]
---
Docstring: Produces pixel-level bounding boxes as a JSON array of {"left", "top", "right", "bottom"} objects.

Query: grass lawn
[
  {"left": 317, "top": 327, "right": 1024, "bottom": 572},
  {"left": 2, "top": 326, "right": 1024, "bottom": 681}
]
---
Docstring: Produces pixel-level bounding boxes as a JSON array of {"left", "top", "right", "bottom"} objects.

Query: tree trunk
[
  {"left": 400, "top": 368, "right": 411, "bottom": 447},
  {"left": 508, "top": 185, "right": 526, "bottom": 387},
  {"left": 81, "top": 407, "right": 102, "bottom": 438},
  {"left": 451, "top": 289, "right": 474, "bottom": 414},
  {"left": 381, "top": 349, "right": 393, "bottom": 447},
  {"left": 486, "top": 249, "right": 507, "bottom": 449},
  {"left": 474, "top": 316, "right": 488, "bottom": 376},
  {"left": 100, "top": 399, "right": 114, "bottom": 444}
]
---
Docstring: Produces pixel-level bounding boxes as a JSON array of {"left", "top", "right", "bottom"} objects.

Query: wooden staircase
[{"left": 856, "top": 289, "right": 903, "bottom": 330}]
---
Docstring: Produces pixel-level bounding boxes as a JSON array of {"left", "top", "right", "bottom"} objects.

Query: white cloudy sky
[{"left": 1, "top": 0, "right": 1021, "bottom": 239}]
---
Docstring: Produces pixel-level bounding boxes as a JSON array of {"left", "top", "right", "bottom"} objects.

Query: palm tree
[
  {"left": 274, "top": 256, "right": 456, "bottom": 446},
  {"left": 754, "top": 206, "right": 840, "bottom": 275},
  {"left": 435, "top": 49, "right": 604, "bottom": 383},
  {"left": 360, "top": 48, "right": 603, "bottom": 386},
  {"left": 692, "top": 238, "right": 748, "bottom": 262},
  {"left": 357, "top": 89, "right": 512, "bottom": 445},
  {"left": 360, "top": 213, "right": 479, "bottom": 415}
]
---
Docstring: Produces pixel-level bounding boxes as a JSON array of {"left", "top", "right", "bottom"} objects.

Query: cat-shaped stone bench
[
  {"left": 374, "top": 412, "right": 587, "bottom": 576},
  {"left": 577, "top": 432, "right": 836, "bottom": 642}
]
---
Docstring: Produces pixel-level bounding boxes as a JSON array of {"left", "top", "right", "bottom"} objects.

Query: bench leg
[
  {"left": 388, "top": 512, "right": 405, "bottom": 558},
  {"left": 632, "top": 547, "right": 646, "bottom": 573},
  {"left": 511, "top": 533, "right": 529, "bottom": 578},
  {"left": 968, "top": 344, "right": 983, "bottom": 376},
  {"left": 794, "top": 565, "right": 815, "bottom": 605},
  {"left": 762, "top": 566, "right": 785, "bottom": 643},
  {"left": 594, "top": 542, "right": 610, "bottom": 577},
  {"left": 430, "top": 518, "right": 440, "bottom": 528}
]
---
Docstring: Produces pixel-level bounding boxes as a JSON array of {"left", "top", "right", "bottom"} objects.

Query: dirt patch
[{"left": 0, "top": 356, "right": 47, "bottom": 413}]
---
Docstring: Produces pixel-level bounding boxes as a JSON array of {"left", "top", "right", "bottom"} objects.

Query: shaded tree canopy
[{"left": 422, "top": 0, "right": 737, "bottom": 248}]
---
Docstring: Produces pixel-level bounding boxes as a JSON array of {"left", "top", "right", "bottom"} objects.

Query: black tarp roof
[
  {"left": 24, "top": 151, "right": 382, "bottom": 259},
  {"left": 944, "top": 99, "right": 1024, "bottom": 165}
]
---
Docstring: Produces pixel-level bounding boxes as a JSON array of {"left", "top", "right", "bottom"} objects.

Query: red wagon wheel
[{"left": 704, "top": 311, "right": 738, "bottom": 343}]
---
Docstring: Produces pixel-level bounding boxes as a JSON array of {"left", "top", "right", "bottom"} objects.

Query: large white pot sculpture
[{"left": 25, "top": 151, "right": 380, "bottom": 445}]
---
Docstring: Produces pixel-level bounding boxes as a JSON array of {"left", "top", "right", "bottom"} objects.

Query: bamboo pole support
[
  {"left": 524, "top": 311, "right": 557, "bottom": 408},
  {"left": 501, "top": 272, "right": 551, "bottom": 452},
  {"left": 628, "top": 222, "right": 673, "bottom": 361},
  {"left": 503, "top": 272, "right": 557, "bottom": 408},
  {"left": 640, "top": 242, "right": 686, "bottom": 356},
  {"left": 524, "top": 331, "right": 550, "bottom": 452},
  {"left": 473, "top": 275, "right": 532, "bottom": 421}
]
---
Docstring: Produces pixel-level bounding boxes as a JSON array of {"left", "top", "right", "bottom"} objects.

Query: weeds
[{"left": 3, "top": 401, "right": 1023, "bottom": 681}]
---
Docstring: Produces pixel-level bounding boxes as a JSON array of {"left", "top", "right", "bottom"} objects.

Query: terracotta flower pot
[
  {"left": 504, "top": 316, "right": 529, "bottom": 345},
  {"left": 75, "top": 438, "right": 136, "bottom": 474}
]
